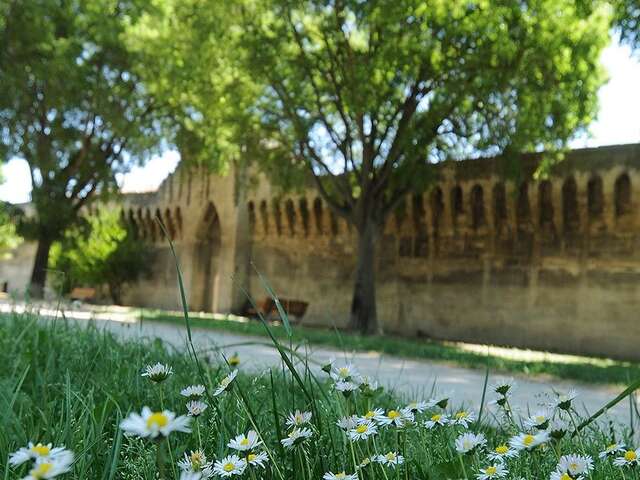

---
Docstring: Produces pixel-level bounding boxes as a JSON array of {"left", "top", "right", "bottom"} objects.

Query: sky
[{"left": 1, "top": 39, "right": 640, "bottom": 205}]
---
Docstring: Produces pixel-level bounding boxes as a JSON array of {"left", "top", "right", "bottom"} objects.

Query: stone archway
[{"left": 192, "top": 201, "right": 221, "bottom": 312}]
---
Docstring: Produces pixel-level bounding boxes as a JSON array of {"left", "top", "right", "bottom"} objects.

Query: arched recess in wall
[
  {"left": 137, "top": 208, "right": 147, "bottom": 240},
  {"left": 285, "top": 199, "right": 296, "bottom": 236},
  {"left": 329, "top": 210, "right": 339, "bottom": 236},
  {"left": 587, "top": 175, "right": 604, "bottom": 221},
  {"left": 247, "top": 201, "right": 256, "bottom": 235},
  {"left": 164, "top": 208, "right": 176, "bottom": 240},
  {"left": 516, "top": 182, "right": 531, "bottom": 228},
  {"left": 127, "top": 209, "right": 139, "bottom": 239},
  {"left": 299, "top": 198, "right": 310, "bottom": 236},
  {"left": 538, "top": 180, "right": 554, "bottom": 228},
  {"left": 313, "top": 197, "right": 323, "bottom": 235},
  {"left": 430, "top": 187, "right": 444, "bottom": 234},
  {"left": 450, "top": 185, "right": 464, "bottom": 227},
  {"left": 493, "top": 183, "right": 507, "bottom": 232},
  {"left": 145, "top": 208, "right": 156, "bottom": 243},
  {"left": 192, "top": 201, "right": 222, "bottom": 312},
  {"left": 412, "top": 193, "right": 428, "bottom": 257},
  {"left": 272, "top": 200, "right": 283, "bottom": 236},
  {"left": 259, "top": 200, "right": 269, "bottom": 235},
  {"left": 562, "top": 177, "right": 579, "bottom": 233},
  {"left": 614, "top": 173, "right": 632, "bottom": 218},
  {"left": 470, "top": 184, "right": 486, "bottom": 230}
]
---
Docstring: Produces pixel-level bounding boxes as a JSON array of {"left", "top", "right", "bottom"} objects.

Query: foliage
[
  {"left": 1, "top": 311, "right": 639, "bottom": 479},
  {"left": 131, "top": 0, "right": 611, "bottom": 333},
  {"left": 50, "top": 209, "right": 151, "bottom": 304},
  {"left": 613, "top": 0, "right": 640, "bottom": 50},
  {"left": 0, "top": 203, "right": 21, "bottom": 259},
  {"left": 0, "top": 0, "right": 169, "bottom": 293}
]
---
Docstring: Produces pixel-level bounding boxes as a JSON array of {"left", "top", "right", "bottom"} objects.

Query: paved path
[{"left": 1, "top": 301, "right": 636, "bottom": 426}]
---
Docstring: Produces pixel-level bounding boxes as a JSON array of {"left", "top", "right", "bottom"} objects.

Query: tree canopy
[
  {"left": 50, "top": 208, "right": 151, "bottom": 304},
  {"left": 0, "top": 0, "right": 168, "bottom": 295},
  {"left": 132, "top": 0, "right": 610, "bottom": 332}
]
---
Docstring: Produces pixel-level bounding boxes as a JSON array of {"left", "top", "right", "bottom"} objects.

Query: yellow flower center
[
  {"left": 495, "top": 445, "right": 509, "bottom": 454},
  {"left": 625, "top": 450, "right": 638, "bottom": 462},
  {"left": 247, "top": 453, "right": 256, "bottom": 462},
  {"left": 561, "top": 474, "right": 571, "bottom": 480},
  {"left": 146, "top": 412, "right": 169, "bottom": 429},
  {"left": 339, "top": 367, "right": 349, "bottom": 377},
  {"left": 455, "top": 411, "right": 468, "bottom": 420},
  {"left": 31, "top": 444, "right": 51, "bottom": 456},
  {"left": 31, "top": 463, "right": 53, "bottom": 478},
  {"left": 224, "top": 462, "right": 235, "bottom": 472},
  {"left": 523, "top": 435, "right": 535, "bottom": 446},
  {"left": 388, "top": 410, "right": 400, "bottom": 419},
  {"left": 229, "top": 356, "right": 240, "bottom": 365},
  {"left": 364, "top": 411, "right": 375, "bottom": 419},
  {"left": 240, "top": 438, "right": 250, "bottom": 446},
  {"left": 535, "top": 416, "right": 546, "bottom": 423},
  {"left": 606, "top": 443, "right": 617, "bottom": 451},
  {"left": 431, "top": 414, "right": 442, "bottom": 422},
  {"left": 486, "top": 466, "right": 497, "bottom": 475},
  {"left": 356, "top": 425, "right": 368, "bottom": 434},
  {"left": 221, "top": 377, "right": 231, "bottom": 387},
  {"left": 335, "top": 474, "right": 347, "bottom": 479},
  {"left": 190, "top": 451, "right": 204, "bottom": 468},
  {"left": 385, "top": 452, "right": 396, "bottom": 461},
  {"left": 569, "top": 463, "right": 578, "bottom": 471}
]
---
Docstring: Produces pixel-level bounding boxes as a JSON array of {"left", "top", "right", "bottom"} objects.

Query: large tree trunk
[
  {"left": 349, "top": 219, "right": 379, "bottom": 334},
  {"left": 29, "top": 235, "right": 53, "bottom": 299}
]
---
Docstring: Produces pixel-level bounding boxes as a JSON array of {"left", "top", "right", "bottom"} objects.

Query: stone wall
[{"left": 6, "top": 143, "right": 639, "bottom": 360}]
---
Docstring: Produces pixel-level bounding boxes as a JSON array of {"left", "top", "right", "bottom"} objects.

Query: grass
[
  {"left": 2, "top": 310, "right": 640, "bottom": 479},
  {"left": 140, "top": 308, "right": 640, "bottom": 386}
]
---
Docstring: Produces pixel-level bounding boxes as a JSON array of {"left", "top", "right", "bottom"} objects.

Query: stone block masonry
[{"left": 3, "top": 144, "right": 639, "bottom": 360}]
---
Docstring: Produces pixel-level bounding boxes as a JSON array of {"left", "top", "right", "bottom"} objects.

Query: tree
[
  {"left": 234, "top": 0, "right": 609, "bottom": 333},
  {"left": 0, "top": 169, "right": 22, "bottom": 258},
  {"left": 613, "top": 0, "right": 640, "bottom": 50},
  {"left": 0, "top": 1, "right": 167, "bottom": 297},
  {"left": 50, "top": 209, "right": 151, "bottom": 304}
]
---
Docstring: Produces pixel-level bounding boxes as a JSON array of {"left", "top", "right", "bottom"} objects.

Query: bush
[{"left": 49, "top": 209, "right": 151, "bottom": 303}]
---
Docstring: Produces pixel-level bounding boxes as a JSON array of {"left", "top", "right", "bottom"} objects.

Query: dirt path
[{"left": 1, "top": 301, "right": 634, "bottom": 426}]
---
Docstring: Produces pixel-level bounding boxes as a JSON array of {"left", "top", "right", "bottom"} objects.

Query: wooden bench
[
  {"left": 244, "top": 297, "right": 309, "bottom": 322},
  {"left": 69, "top": 287, "right": 96, "bottom": 303}
]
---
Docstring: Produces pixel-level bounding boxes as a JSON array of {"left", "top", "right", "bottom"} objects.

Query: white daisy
[
  {"left": 180, "top": 385, "right": 206, "bottom": 399},
  {"left": 228, "top": 430, "right": 262, "bottom": 452},
  {"left": 509, "top": 431, "right": 549, "bottom": 451},
  {"left": 374, "top": 451, "right": 404, "bottom": 468},
  {"left": 490, "top": 378, "right": 516, "bottom": 397},
  {"left": 177, "top": 450, "right": 214, "bottom": 480},
  {"left": 186, "top": 400, "right": 208, "bottom": 417},
  {"left": 613, "top": 448, "right": 640, "bottom": 467},
  {"left": 120, "top": 407, "right": 191, "bottom": 439},
  {"left": 452, "top": 410, "right": 476, "bottom": 427},
  {"left": 348, "top": 420, "right": 378, "bottom": 441},
  {"left": 285, "top": 410, "right": 313, "bottom": 428},
  {"left": 405, "top": 400, "right": 428, "bottom": 414},
  {"left": 21, "top": 455, "right": 74, "bottom": 480},
  {"left": 212, "top": 454, "right": 246, "bottom": 477},
  {"left": 548, "top": 418, "right": 570, "bottom": 440},
  {"left": 555, "top": 454, "right": 594, "bottom": 478},
  {"left": 476, "top": 463, "right": 508, "bottom": 479},
  {"left": 213, "top": 370, "right": 238, "bottom": 396},
  {"left": 330, "top": 364, "right": 362, "bottom": 384},
  {"left": 141, "top": 362, "right": 173, "bottom": 383},
  {"left": 599, "top": 442, "right": 625, "bottom": 459},
  {"left": 281, "top": 427, "right": 313, "bottom": 449},
  {"left": 426, "top": 392, "right": 451, "bottom": 409},
  {"left": 323, "top": 472, "right": 358, "bottom": 480},
  {"left": 487, "top": 444, "right": 519, "bottom": 462},
  {"left": 245, "top": 451, "right": 269, "bottom": 468},
  {"left": 552, "top": 389, "right": 578, "bottom": 411},
  {"left": 455, "top": 432, "right": 487, "bottom": 454},
  {"left": 378, "top": 409, "right": 413, "bottom": 428},
  {"left": 9, "top": 443, "right": 72, "bottom": 466},
  {"left": 335, "top": 381, "right": 360, "bottom": 393},
  {"left": 337, "top": 415, "right": 360, "bottom": 431},
  {"left": 523, "top": 409, "right": 552, "bottom": 430},
  {"left": 360, "top": 408, "right": 386, "bottom": 424},
  {"left": 424, "top": 413, "right": 450, "bottom": 429}
]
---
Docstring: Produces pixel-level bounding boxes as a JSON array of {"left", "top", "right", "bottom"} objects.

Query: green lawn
[
  {"left": 2, "top": 310, "right": 638, "bottom": 480},
  {"left": 141, "top": 309, "right": 640, "bottom": 386}
]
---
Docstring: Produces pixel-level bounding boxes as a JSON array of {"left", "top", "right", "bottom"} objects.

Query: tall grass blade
[{"left": 251, "top": 262, "right": 292, "bottom": 338}]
